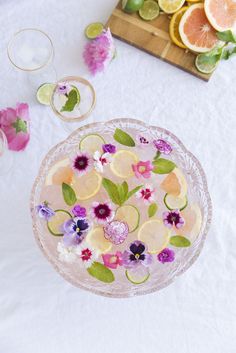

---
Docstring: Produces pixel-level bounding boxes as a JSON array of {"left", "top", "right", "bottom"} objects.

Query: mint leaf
[
  {"left": 117, "top": 181, "right": 129, "bottom": 205},
  {"left": 12, "top": 118, "right": 27, "bottom": 133},
  {"left": 126, "top": 185, "right": 142, "bottom": 200},
  {"left": 62, "top": 183, "right": 77, "bottom": 206},
  {"left": 152, "top": 158, "right": 176, "bottom": 174},
  {"left": 170, "top": 236, "right": 191, "bottom": 248},
  {"left": 122, "top": 181, "right": 128, "bottom": 196},
  {"left": 217, "top": 30, "right": 236, "bottom": 43},
  {"left": 61, "top": 89, "right": 78, "bottom": 112},
  {"left": 87, "top": 262, "right": 115, "bottom": 283},
  {"left": 221, "top": 46, "right": 236, "bottom": 60},
  {"left": 102, "top": 178, "right": 120, "bottom": 205},
  {"left": 148, "top": 203, "right": 158, "bottom": 218},
  {"left": 113, "top": 128, "right": 135, "bottom": 147}
]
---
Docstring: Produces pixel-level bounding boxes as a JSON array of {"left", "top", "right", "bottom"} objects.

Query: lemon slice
[
  {"left": 47, "top": 209, "right": 72, "bottom": 236},
  {"left": 138, "top": 219, "right": 170, "bottom": 254},
  {"left": 71, "top": 170, "right": 102, "bottom": 200},
  {"left": 86, "top": 227, "right": 112, "bottom": 254},
  {"left": 45, "top": 158, "right": 73, "bottom": 186},
  {"left": 115, "top": 205, "right": 140, "bottom": 233},
  {"left": 160, "top": 168, "right": 187, "bottom": 199},
  {"left": 110, "top": 150, "right": 138, "bottom": 178},
  {"left": 158, "top": 0, "right": 185, "bottom": 14},
  {"left": 169, "top": 6, "right": 188, "bottom": 49},
  {"left": 79, "top": 134, "right": 105, "bottom": 154}
]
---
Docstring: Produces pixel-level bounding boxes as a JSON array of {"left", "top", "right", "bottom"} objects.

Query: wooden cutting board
[{"left": 106, "top": 1, "right": 212, "bottom": 81}]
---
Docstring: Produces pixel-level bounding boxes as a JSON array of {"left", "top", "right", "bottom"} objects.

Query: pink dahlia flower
[
  {"left": 0, "top": 103, "right": 30, "bottom": 151},
  {"left": 83, "top": 28, "right": 116, "bottom": 75}
]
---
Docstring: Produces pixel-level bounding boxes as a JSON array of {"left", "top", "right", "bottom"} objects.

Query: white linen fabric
[{"left": 0, "top": 1, "right": 236, "bottom": 352}]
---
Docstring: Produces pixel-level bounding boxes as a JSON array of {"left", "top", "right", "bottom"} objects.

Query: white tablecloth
[{"left": 1, "top": 1, "right": 236, "bottom": 352}]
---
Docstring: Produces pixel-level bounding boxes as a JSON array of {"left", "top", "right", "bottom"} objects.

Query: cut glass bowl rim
[{"left": 30, "top": 118, "right": 212, "bottom": 298}]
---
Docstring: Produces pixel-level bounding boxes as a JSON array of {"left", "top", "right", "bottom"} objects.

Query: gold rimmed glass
[{"left": 50, "top": 76, "right": 96, "bottom": 123}]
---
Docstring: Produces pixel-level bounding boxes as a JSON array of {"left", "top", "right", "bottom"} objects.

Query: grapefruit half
[
  {"left": 179, "top": 3, "right": 220, "bottom": 53},
  {"left": 204, "top": 0, "right": 236, "bottom": 32}
]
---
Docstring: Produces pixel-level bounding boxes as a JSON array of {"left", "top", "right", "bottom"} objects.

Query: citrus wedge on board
[
  {"left": 169, "top": 6, "right": 188, "bottom": 49},
  {"left": 204, "top": 0, "right": 236, "bottom": 32},
  {"left": 86, "top": 227, "right": 112, "bottom": 254},
  {"left": 71, "top": 170, "right": 102, "bottom": 200},
  {"left": 110, "top": 150, "right": 138, "bottom": 178},
  {"left": 158, "top": 0, "right": 185, "bottom": 14},
  {"left": 79, "top": 134, "right": 105, "bottom": 154},
  {"left": 138, "top": 219, "right": 170, "bottom": 254},
  {"left": 160, "top": 168, "right": 187, "bottom": 199},
  {"left": 45, "top": 158, "right": 73, "bottom": 186},
  {"left": 179, "top": 3, "right": 220, "bottom": 53},
  {"left": 47, "top": 210, "right": 72, "bottom": 236},
  {"left": 115, "top": 205, "right": 140, "bottom": 233}
]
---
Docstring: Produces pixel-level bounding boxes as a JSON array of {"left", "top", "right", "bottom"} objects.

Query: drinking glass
[{"left": 0, "top": 129, "right": 13, "bottom": 176}]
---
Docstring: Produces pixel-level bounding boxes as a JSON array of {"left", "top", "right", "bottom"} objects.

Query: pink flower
[
  {"left": 0, "top": 103, "right": 30, "bottom": 151},
  {"left": 83, "top": 28, "right": 116, "bottom": 75},
  {"left": 102, "top": 251, "right": 123, "bottom": 269},
  {"left": 93, "top": 150, "right": 112, "bottom": 173},
  {"left": 71, "top": 152, "right": 93, "bottom": 176},
  {"left": 132, "top": 160, "right": 153, "bottom": 179},
  {"left": 136, "top": 184, "right": 155, "bottom": 204},
  {"left": 90, "top": 201, "right": 115, "bottom": 225}
]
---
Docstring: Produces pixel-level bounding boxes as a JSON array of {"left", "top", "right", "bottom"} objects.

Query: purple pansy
[
  {"left": 122, "top": 241, "right": 152, "bottom": 269},
  {"left": 153, "top": 139, "right": 172, "bottom": 155},
  {"left": 36, "top": 202, "right": 55, "bottom": 220},
  {"left": 163, "top": 210, "right": 185, "bottom": 229},
  {"left": 72, "top": 205, "right": 87, "bottom": 218},
  {"left": 102, "top": 144, "right": 116, "bottom": 154},
  {"left": 157, "top": 248, "right": 175, "bottom": 264},
  {"left": 63, "top": 217, "right": 90, "bottom": 246},
  {"left": 56, "top": 82, "right": 71, "bottom": 95}
]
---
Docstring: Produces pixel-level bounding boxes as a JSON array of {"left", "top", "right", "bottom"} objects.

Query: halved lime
[
  {"left": 139, "top": 0, "right": 160, "bottom": 21},
  {"left": 195, "top": 54, "right": 218, "bottom": 74},
  {"left": 122, "top": 0, "right": 144, "bottom": 13},
  {"left": 126, "top": 266, "right": 150, "bottom": 284},
  {"left": 36, "top": 83, "right": 56, "bottom": 106},
  {"left": 164, "top": 193, "right": 188, "bottom": 211},
  {"left": 47, "top": 209, "right": 72, "bottom": 236},
  {"left": 79, "top": 134, "right": 105, "bottom": 154},
  {"left": 115, "top": 204, "right": 140, "bottom": 233},
  {"left": 85, "top": 22, "right": 104, "bottom": 39}
]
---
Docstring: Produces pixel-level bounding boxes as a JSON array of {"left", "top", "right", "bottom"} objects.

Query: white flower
[
  {"left": 76, "top": 242, "right": 98, "bottom": 268},
  {"left": 57, "top": 242, "right": 78, "bottom": 263},
  {"left": 136, "top": 184, "right": 155, "bottom": 205},
  {"left": 93, "top": 151, "right": 112, "bottom": 173}
]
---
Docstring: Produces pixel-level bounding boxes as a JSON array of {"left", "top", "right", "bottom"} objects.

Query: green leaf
[
  {"left": 221, "top": 46, "right": 236, "bottom": 60},
  {"left": 87, "top": 262, "right": 115, "bottom": 283},
  {"left": 126, "top": 185, "right": 143, "bottom": 201},
  {"left": 217, "top": 30, "right": 236, "bottom": 43},
  {"left": 61, "top": 89, "right": 78, "bottom": 112},
  {"left": 152, "top": 158, "right": 176, "bottom": 174},
  {"left": 113, "top": 128, "right": 135, "bottom": 147},
  {"left": 62, "top": 183, "right": 77, "bottom": 206},
  {"left": 122, "top": 181, "right": 128, "bottom": 196},
  {"left": 170, "top": 236, "right": 191, "bottom": 248},
  {"left": 102, "top": 178, "right": 120, "bottom": 205},
  {"left": 12, "top": 118, "right": 27, "bottom": 133},
  {"left": 196, "top": 46, "right": 223, "bottom": 68},
  {"left": 117, "top": 181, "right": 129, "bottom": 205},
  {"left": 148, "top": 203, "right": 158, "bottom": 218},
  {"left": 153, "top": 151, "right": 161, "bottom": 161}
]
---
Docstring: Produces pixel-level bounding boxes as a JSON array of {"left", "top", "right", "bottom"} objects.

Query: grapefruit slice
[
  {"left": 45, "top": 158, "right": 73, "bottom": 186},
  {"left": 180, "top": 203, "right": 202, "bottom": 242},
  {"left": 204, "top": 0, "right": 236, "bottom": 32},
  {"left": 160, "top": 168, "right": 187, "bottom": 199},
  {"left": 179, "top": 3, "right": 220, "bottom": 53}
]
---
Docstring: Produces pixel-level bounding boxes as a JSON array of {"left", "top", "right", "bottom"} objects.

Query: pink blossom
[
  {"left": 0, "top": 103, "right": 30, "bottom": 151},
  {"left": 83, "top": 28, "right": 116, "bottom": 75},
  {"left": 136, "top": 184, "right": 155, "bottom": 204},
  {"left": 102, "top": 251, "right": 123, "bottom": 269},
  {"left": 132, "top": 160, "right": 153, "bottom": 179}
]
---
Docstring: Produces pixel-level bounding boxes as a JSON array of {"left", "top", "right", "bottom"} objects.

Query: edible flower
[
  {"left": 104, "top": 220, "right": 129, "bottom": 245},
  {"left": 136, "top": 134, "right": 150, "bottom": 147},
  {"left": 102, "top": 143, "right": 116, "bottom": 154},
  {"left": 63, "top": 217, "right": 90, "bottom": 246},
  {"left": 0, "top": 102, "right": 30, "bottom": 151},
  {"left": 93, "top": 150, "right": 112, "bottom": 173},
  {"left": 77, "top": 243, "right": 98, "bottom": 268},
  {"left": 72, "top": 204, "right": 87, "bottom": 218},
  {"left": 36, "top": 202, "right": 55, "bottom": 220},
  {"left": 122, "top": 241, "right": 152, "bottom": 269},
  {"left": 163, "top": 210, "right": 185, "bottom": 229},
  {"left": 72, "top": 152, "right": 92, "bottom": 176},
  {"left": 90, "top": 201, "right": 114, "bottom": 225},
  {"left": 102, "top": 251, "right": 123, "bottom": 269},
  {"left": 56, "top": 82, "right": 71, "bottom": 95},
  {"left": 153, "top": 139, "right": 172, "bottom": 155},
  {"left": 136, "top": 184, "right": 155, "bottom": 204},
  {"left": 57, "top": 242, "right": 78, "bottom": 263},
  {"left": 132, "top": 160, "right": 153, "bottom": 179},
  {"left": 157, "top": 248, "right": 175, "bottom": 264}
]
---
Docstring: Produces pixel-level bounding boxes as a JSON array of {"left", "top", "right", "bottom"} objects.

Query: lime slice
[
  {"left": 126, "top": 266, "right": 150, "bottom": 284},
  {"left": 115, "top": 205, "right": 140, "bottom": 233},
  {"left": 110, "top": 150, "right": 138, "bottom": 179},
  {"left": 122, "top": 0, "right": 144, "bottom": 13},
  {"left": 164, "top": 193, "right": 188, "bottom": 211},
  {"left": 71, "top": 170, "right": 102, "bottom": 200},
  {"left": 47, "top": 209, "right": 72, "bottom": 236},
  {"left": 139, "top": 0, "right": 160, "bottom": 21},
  {"left": 138, "top": 219, "right": 170, "bottom": 254},
  {"left": 195, "top": 54, "right": 218, "bottom": 74},
  {"left": 86, "top": 227, "right": 112, "bottom": 254},
  {"left": 79, "top": 134, "right": 105, "bottom": 154},
  {"left": 85, "top": 22, "right": 104, "bottom": 39},
  {"left": 36, "top": 83, "right": 56, "bottom": 106}
]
